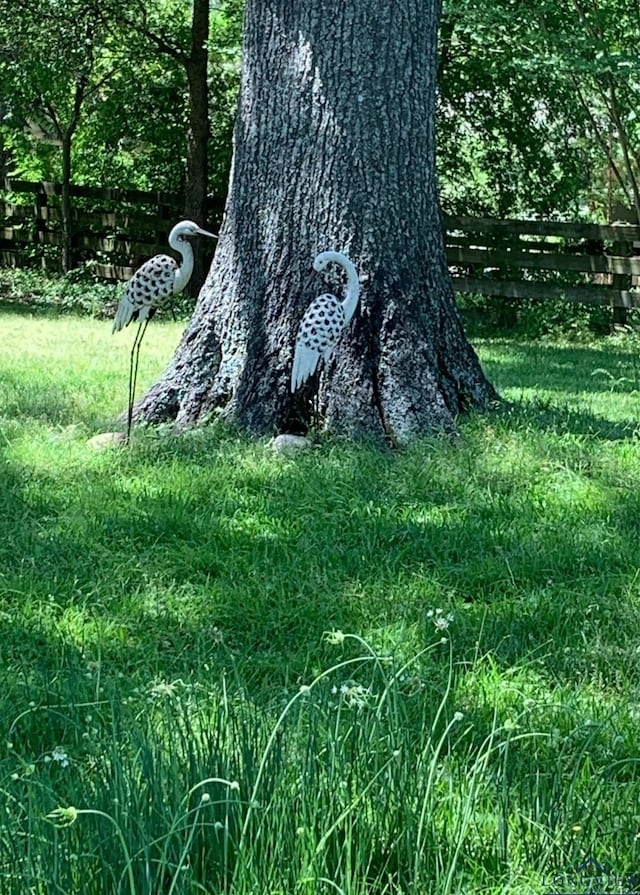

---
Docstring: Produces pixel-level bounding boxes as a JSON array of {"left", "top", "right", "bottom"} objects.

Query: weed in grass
[{"left": 3, "top": 635, "right": 639, "bottom": 893}]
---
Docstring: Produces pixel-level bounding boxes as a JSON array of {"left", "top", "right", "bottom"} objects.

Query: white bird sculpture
[
  {"left": 291, "top": 251, "right": 360, "bottom": 392},
  {"left": 112, "top": 219, "right": 216, "bottom": 440}
]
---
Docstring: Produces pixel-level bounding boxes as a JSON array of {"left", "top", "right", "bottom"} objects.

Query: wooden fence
[
  {"left": 443, "top": 213, "right": 640, "bottom": 323},
  {"left": 1, "top": 180, "right": 639, "bottom": 321},
  {"left": 0, "top": 179, "right": 224, "bottom": 280}
]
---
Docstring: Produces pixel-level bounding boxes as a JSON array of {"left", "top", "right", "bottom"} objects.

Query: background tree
[
  {"left": 106, "top": 0, "right": 212, "bottom": 289},
  {"left": 0, "top": 1, "right": 242, "bottom": 221},
  {"left": 136, "top": 0, "right": 496, "bottom": 441},
  {"left": 0, "top": 0, "right": 110, "bottom": 270},
  {"left": 93, "top": 0, "right": 243, "bottom": 290},
  {"left": 544, "top": 0, "right": 640, "bottom": 221},
  {"left": 437, "top": 0, "right": 640, "bottom": 222},
  {"left": 76, "top": 1, "right": 241, "bottom": 198}
]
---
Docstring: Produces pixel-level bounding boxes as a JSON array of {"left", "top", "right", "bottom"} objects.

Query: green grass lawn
[{"left": 1, "top": 304, "right": 640, "bottom": 893}]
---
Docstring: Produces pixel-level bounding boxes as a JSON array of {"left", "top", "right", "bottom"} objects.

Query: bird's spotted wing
[
  {"left": 112, "top": 254, "right": 178, "bottom": 332},
  {"left": 291, "top": 293, "right": 346, "bottom": 392}
]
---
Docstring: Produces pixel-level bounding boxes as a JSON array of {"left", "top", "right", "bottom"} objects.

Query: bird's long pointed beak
[{"left": 196, "top": 227, "right": 217, "bottom": 239}]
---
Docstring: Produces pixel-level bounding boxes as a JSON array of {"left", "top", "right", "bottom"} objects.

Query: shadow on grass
[
  {"left": 480, "top": 338, "right": 640, "bottom": 396},
  {"left": 495, "top": 398, "right": 639, "bottom": 441},
  {"left": 0, "top": 335, "right": 639, "bottom": 688},
  {"left": 1, "top": 417, "right": 640, "bottom": 697},
  {"left": 0, "top": 299, "right": 65, "bottom": 318}
]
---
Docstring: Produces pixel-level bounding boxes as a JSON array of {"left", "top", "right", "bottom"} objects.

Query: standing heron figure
[
  {"left": 112, "top": 220, "right": 216, "bottom": 440},
  {"left": 291, "top": 251, "right": 360, "bottom": 393}
]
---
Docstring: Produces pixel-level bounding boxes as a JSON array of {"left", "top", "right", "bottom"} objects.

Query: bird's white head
[
  {"left": 313, "top": 250, "right": 351, "bottom": 273},
  {"left": 311, "top": 250, "right": 360, "bottom": 326},
  {"left": 169, "top": 220, "right": 217, "bottom": 243}
]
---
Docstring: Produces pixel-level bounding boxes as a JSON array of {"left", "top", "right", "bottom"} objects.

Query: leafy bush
[
  {"left": 457, "top": 291, "right": 622, "bottom": 340},
  {"left": 0, "top": 268, "right": 120, "bottom": 317}
]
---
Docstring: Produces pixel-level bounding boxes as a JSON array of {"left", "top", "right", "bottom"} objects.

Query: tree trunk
[
  {"left": 183, "top": 0, "right": 211, "bottom": 295},
  {"left": 136, "top": 0, "right": 497, "bottom": 442},
  {"left": 60, "top": 131, "right": 73, "bottom": 273}
]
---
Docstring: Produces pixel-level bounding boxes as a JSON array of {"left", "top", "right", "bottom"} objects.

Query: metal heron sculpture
[
  {"left": 291, "top": 251, "right": 360, "bottom": 392},
  {"left": 112, "top": 219, "right": 216, "bottom": 440}
]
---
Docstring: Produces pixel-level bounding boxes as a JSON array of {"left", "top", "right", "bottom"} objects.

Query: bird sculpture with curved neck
[
  {"left": 112, "top": 219, "right": 216, "bottom": 440},
  {"left": 291, "top": 251, "right": 360, "bottom": 392}
]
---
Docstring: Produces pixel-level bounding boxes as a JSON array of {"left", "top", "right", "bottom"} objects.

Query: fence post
[
  {"left": 611, "top": 230, "right": 631, "bottom": 329},
  {"left": 34, "top": 183, "right": 49, "bottom": 271}
]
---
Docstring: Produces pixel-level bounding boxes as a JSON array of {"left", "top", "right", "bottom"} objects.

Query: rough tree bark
[{"left": 136, "top": 0, "right": 497, "bottom": 442}]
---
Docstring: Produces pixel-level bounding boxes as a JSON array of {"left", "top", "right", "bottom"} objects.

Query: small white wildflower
[
  {"left": 434, "top": 612, "right": 454, "bottom": 631},
  {"left": 299, "top": 684, "right": 311, "bottom": 695},
  {"left": 200, "top": 792, "right": 211, "bottom": 804},
  {"left": 453, "top": 711, "right": 464, "bottom": 722},
  {"left": 51, "top": 748, "right": 70, "bottom": 768},
  {"left": 324, "top": 630, "right": 345, "bottom": 646},
  {"left": 149, "top": 680, "right": 180, "bottom": 699},
  {"left": 10, "top": 772, "right": 19, "bottom": 782},
  {"left": 331, "top": 685, "right": 338, "bottom": 695},
  {"left": 338, "top": 683, "right": 371, "bottom": 708},
  {"left": 229, "top": 781, "right": 240, "bottom": 792}
]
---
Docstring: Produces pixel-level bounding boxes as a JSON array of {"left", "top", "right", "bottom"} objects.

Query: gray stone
[
  {"left": 87, "top": 432, "right": 128, "bottom": 450},
  {"left": 271, "top": 434, "right": 312, "bottom": 454}
]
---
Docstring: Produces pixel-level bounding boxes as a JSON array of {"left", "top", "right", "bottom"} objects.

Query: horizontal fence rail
[
  {"left": 442, "top": 213, "right": 640, "bottom": 318},
  {"left": 0, "top": 179, "right": 224, "bottom": 281}
]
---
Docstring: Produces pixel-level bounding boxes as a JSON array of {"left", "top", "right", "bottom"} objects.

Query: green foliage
[
  {"left": 457, "top": 292, "right": 619, "bottom": 340},
  {"left": 2, "top": 0, "right": 637, "bottom": 224},
  {"left": 75, "top": 0, "right": 241, "bottom": 195},
  {"left": 438, "top": 0, "right": 640, "bottom": 219},
  {"left": 1, "top": 311, "right": 640, "bottom": 889},
  {"left": 73, "top": 52, "right": 188, "bottom": 191},
  {"left": 0, "top": 0, "right": 241, "bottom": 196},
  {"left": 0, "top": 268, "right": 120, "bottom": 316},
  {"left": 0, "top": 0, "right": 103, "bottom": 137}
]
